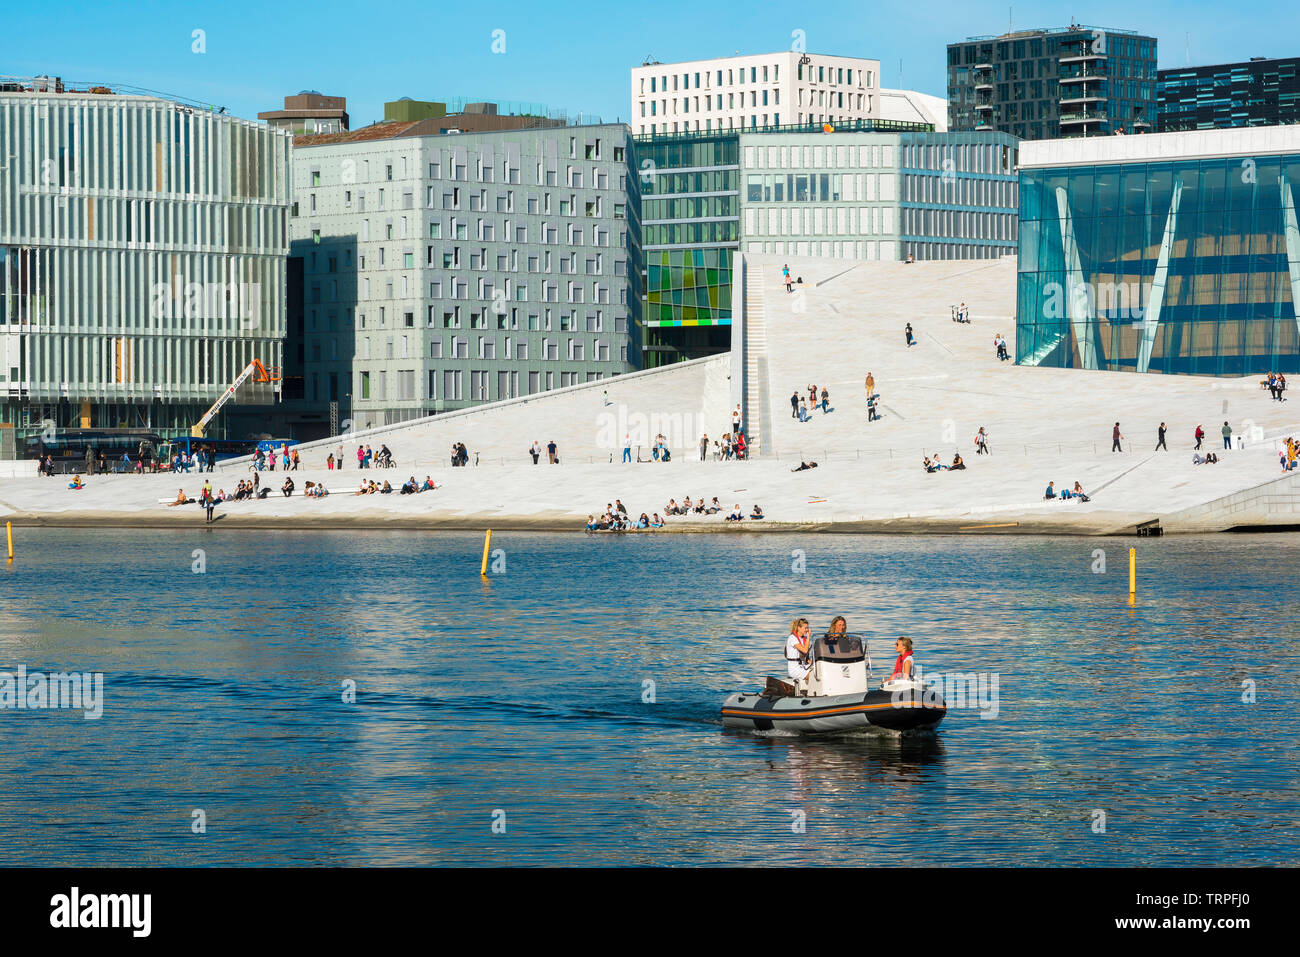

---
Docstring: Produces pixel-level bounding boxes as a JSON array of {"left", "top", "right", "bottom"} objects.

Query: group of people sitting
[
  {"left": 784, "top": 617, "right": 918, "bottom": 693},
  {"left": 664, "top": 496, "right": 724, "bottom": 516},
  {"left": 303, "top": 481, "right": 329, "bottom": 498},
  {"left": 354, "top": 480, "right": 395, "bottom": 495},
  {"left": 1044, "top": 481, "right": 1090, "bottom": 501},
  {"left": 1192, "top": 452, "right": 1221, "bottom": 466},
  {"left": 227, "top": 478, "right": 270, "bottom": 501},
  {"left": 1264, "top": 371, "right": 1289, "bottom": 401},
  {"left": 725, "top": 504, "right": 764, "bottom": 521},
  {"left": 399, "top": 476, "right": 441, "bottom": 494},
  {"left": 586, "top": 501, "right": 666, "bottom": 531},
  {"left": 923, "top": 452, "right": 966, "bottom": 473}
]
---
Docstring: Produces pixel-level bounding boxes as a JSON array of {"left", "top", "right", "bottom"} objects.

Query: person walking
[
  {"left": 1155, "top": 422, "right": 1167, "bottom": 451},
  {"left": 867, "top": 393, "right": 879, "bottom": 422},
  {"left": 820, "top": 386, "right": 829, "bottom": 413},
  {"left": 547, "top": 439, "right": 558, "bottom": 464},
  {"left": 1112, "top": 422, "right": 1123, "bottom": 452},
  {"left": 623, "top": 433, "right": 633, "bottom": 463},
  {"left": 327, "top": 452, "right": 335, "bottom": 470},
  {"left": 1194, "top": 424, "right": 1204, "bottom": 450},
  {"left": 865, "top": 372, "right": 875, "bottom": 397},
  {"left": 905, "top": 323, "right": 915, "bottom": 347},
  {"left": 356, "top": 445, "right": 364, "bottom": 470},
  {"left": 699, "top": 433, "right": 709, "bottom": 462},
  {"left": 975, "top": 427, "right": 989, "bottom": 455},
  {"left": 530, "top": 441, "right": 540, "bottom": 465},
  {"left": 1222, "top": 421, "right": 1233, "bottom": 450},
  {"left": 790, "top": 391, "right": 800, "bottom": 418},
  {"left": 732, "top": 405, "right": 741, "bottom": 436},
  {"left": 292, "top": 448, "right": 300, "bottom": 471},
  {"left": 336, "top": 444, "right": 344, "bottom": 470}
]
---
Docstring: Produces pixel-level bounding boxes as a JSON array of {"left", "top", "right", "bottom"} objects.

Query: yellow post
[
  {"left": 480, "top": 529, "right": 492, "bottom": 576},
  {"left": 6, "top": 521, "right": 12, "bottom": 563},
  {"left": 1128, "top": 547, "right": 1136, "bottom": 604}
]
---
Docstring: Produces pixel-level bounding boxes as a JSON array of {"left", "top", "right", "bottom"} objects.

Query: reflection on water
[{"left": 0, "top": 529, "right": 1298, "bottom": 866}]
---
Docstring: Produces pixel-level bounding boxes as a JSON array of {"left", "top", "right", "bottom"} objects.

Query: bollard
[
  {"left": 1128, "top": 547, "right": 1136, "bottom": 604},
  {"left": 480, "top": 529, "right": 492, "bottom": 577}
]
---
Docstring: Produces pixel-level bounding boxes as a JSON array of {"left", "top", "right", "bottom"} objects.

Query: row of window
[
  {"left": 306, "top": 305, "right": 629, "bottom": 335},
  {"left": 637, "top": 113, "right": 864, "bottom": 134},
  {"left": 308, "top": 365, "right": 625, "bottom": 404},
  {"left": 639, "top": 62, "right": 873, "bottom": 94}
]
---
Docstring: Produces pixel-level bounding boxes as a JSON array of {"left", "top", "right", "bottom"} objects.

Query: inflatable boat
[{"left": 721, "top": 634, "right": 945, "bottom": 735}]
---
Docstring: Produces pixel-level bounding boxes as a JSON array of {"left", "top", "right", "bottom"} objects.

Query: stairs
[{"left": 743, "top": 271, "right": 770, "bottom": 456}]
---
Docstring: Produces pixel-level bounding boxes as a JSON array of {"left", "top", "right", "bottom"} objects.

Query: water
[{"left": 1, "top": 528, "right": 1297, "bottom": 866}]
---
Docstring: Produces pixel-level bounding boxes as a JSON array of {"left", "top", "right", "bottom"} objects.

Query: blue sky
[{"left": 0, "top": 0, "right": 1292, "bottom": 127}]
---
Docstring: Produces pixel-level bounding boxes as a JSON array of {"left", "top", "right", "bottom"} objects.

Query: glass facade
[
  {"left": 633, "top": 132, "right": 740, "bottom": 334},
  {"left": 1159, "top": 58, "right": 1300, "bottom": 132},
  {"left": 1017, "top": 153, "right": 1300, "bottom": 375},
  {"left": 947, "top": 27, "right": 1157, "bottom": 140},
  {"left": 645, "top": 248, "right": 732, "bottom": 325}
]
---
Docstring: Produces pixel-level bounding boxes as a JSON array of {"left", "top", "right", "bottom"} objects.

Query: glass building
[
  {"left": 0, "top": 79, "right": 291, "bottom": 437},
  {"left": 633, "top": 130, "right": 739, "bottom": 364},
  {"left": 948, "top": 25, "right": 1157, "bottom": 140},
  {"left": 1017, "top": 128, "right": 1300, "bottom": 375},
  {"left": 1159, "top": 57, "right": 1300, "bottom": 132}
]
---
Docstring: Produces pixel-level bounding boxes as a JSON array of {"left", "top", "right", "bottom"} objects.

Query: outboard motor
[{"left": 808, "top": 634, "right": 869, "bottom": 696}]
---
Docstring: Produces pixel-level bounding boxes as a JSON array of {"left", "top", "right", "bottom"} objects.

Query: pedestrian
[
  {"left": 623, "top": 433, "right": 632, "bottom": 463},
  {"left": 1222, "top": 421, "right": 1233, "bottom": 450},
  {"left": 820, "top": 386, "right": 829, "bottom": 413},
  {"left": 1194, "top": 424, "right": 1204, "bottom": 450},
  {"left": 905, "top": 323, "right": 915, "bottom": 347},
  {"left": 337, "top": 444, "right": 344, "bottom": 470},
  {"left": 699, "top": 433, "right": 708, "bottom": 462},
  {"left": 356, "top": 445, "right": 364, "bottom": 469},
  {"left": 603, "top": 389, "right": 610, "bottom": 407},
  {"left": 975, "top": 427, "right": 989, "bottom": 454},
  {"left": 327, "top": 452, "right": 335, "bottom": 470},
  {"left": 732, "top": 404, "right": 741, "bottom": 435},
  {"left": 547, "top": 439, "right": 558, "bottom": 464},
  {"left": 790, "top": 391, "right": 799, "bottom": 418},
  {"left": 292, "top": 448, "right": 300, "bottom": 471},
  {"left": 1155, "top": 422, "right": 1167, "bottom": 451},
  {"left": 865, "top": 371, "right": 875, "bottom": 397},
  {"left": 1112, "top": 422, "right": 1123, "bottom": 452},
  {"left": 867, "top": 393, "right": 879, "bottom": 422},
  {"left": 529, "top": 441, "right": 540, "bottom": 464}
]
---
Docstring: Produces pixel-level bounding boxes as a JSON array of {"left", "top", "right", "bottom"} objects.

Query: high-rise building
[
  {"left": 259, "top": 92, "right": 349, "bottom": 136},
  {"left": 1016, "top": 126, "right": 1300, "bottom": 375},
  {"left": 0, "top": 77, "right": 291, "bottom": 437},
  {"left": 290, "top": 121, "right": 640, "bottom": 429},
  {"left": 1158, "top": 57, "right": 1300, "bottom": 132},
  {"left": 631, "top": 52, "right": 881, "bottom": 136},
  {"left": 947, "top": 25, "right": 1157, "bottom": 140}
]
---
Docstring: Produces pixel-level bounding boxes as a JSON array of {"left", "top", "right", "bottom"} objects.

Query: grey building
[
  {"left": 291, "top": 121, "right": 640, "bottom": 429},
  {"left": 740, "top": 129, "right": 1020, "bottom": 262},
  {"left": 0, "top": 77, "right": 290, "bottom": 438},
  {"left": 948, "top": 25, "right": 1157, "bottom": 139}
]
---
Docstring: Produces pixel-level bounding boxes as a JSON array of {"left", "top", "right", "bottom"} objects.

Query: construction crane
[{"left": 190, "top": 359, "right": 279, "bottom": 437}]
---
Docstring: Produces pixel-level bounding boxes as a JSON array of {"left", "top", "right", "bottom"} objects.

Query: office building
[
  {"left": 1159, "top": 56, "right": 1300, "bottom": 132},
  {"left": 1016, "top": 126, "right": 1300, "bottom": 375},
  {"left": 0, "top": 77, "right": 290, "bottom": 436},
  {"left": 291, "top": 120, "right": 640, "bottom": 429},
  {"left": 948, "top": 25, "right": 1157, "bottom": 139},
  {"left": 631, "top": 52, "right": 881, "bottom": 136}
]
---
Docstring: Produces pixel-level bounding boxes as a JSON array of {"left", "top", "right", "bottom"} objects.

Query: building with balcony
[
  {"left": 631, "top": 52, "right": 881, "bottom": 136},
  {"left": 1159, "top": 56, "right": 1300, "bottom": 132},
  {"left": 0, "top": 77, "right": 291, "bottom": 438},
  {"left": 948, "top": 25, "right": 1157, "bottom": 140},
  {"left": 290, "top": 122, "right": 640, "bottom": 429},
  {"left": 1016, "top": 126, "right": 1300, "bottom": 375}
]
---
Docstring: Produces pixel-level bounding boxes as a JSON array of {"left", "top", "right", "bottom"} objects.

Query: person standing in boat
[
  {"left": 785, "top": 618, "right": 813, "bottom": 689},
  {"left": 889, "top": 637, "right": 915, "bottom": 681}
]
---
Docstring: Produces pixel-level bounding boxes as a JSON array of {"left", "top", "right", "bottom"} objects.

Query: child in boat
[{"left": 889, "top": 637, "right": 915, "bottom": 681}]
